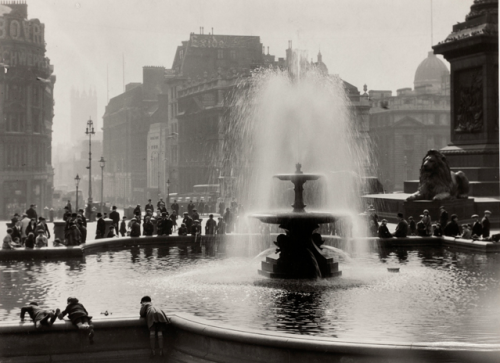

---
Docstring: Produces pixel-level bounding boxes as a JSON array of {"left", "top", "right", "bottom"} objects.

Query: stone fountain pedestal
[{"left": 252, "top": 164, "right": 342, "bottom": 279}]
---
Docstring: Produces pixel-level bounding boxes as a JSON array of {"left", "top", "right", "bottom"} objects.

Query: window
[
  {"left": 230, "top": 50, "right": 236, "bottom": 60},
  {"left": 217, "top": 49, "right": 224, "bottom": 59},
  {"left": 179, "top": 50, "right": 184, "bottom": 60}
]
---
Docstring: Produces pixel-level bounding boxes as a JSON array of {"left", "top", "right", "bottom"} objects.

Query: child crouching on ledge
[
  {"left": 140, "top": 296, "right": 170, "bottom": 357},
  {"left": 58, "top": 297, "right": 94, "bottom": 344},
  {"left": 20, "top": 302, "right": 60, "bottom": 328}
]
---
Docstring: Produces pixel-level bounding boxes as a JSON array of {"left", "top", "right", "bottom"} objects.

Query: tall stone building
[
  {"left": 368, "top": 51, "right": 451, "bottom": 191},
  {"left": 102, "top": 67, "right": 166, "bottom": 204},
  {"left": 0, "top": 2, "right": 55, "bottom": 218}
]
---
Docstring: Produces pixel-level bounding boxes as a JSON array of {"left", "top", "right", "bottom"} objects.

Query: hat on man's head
[
  {"left": 397, "top": 212, "right": 403, "bottom": 218},
  {"left": 423, "top": 209, "right": 429, "bottom": 214},
  {"left": 193, "top": 208, "right": 197, "bottom": 211},
  {"left": 381, "top": 219, "right": 387, "bottom": 223},
  {"left": 97, "top": 212, "right": 102, "bottom": 217},
  {"left": 408, "top": 216, "right": 413, "bottom": 220},
  {"left": 183, "top": 212, "right": 188, "bottom": 215},
  {"left": 29, "top": 301, "right": 38, "bottom": 306},
  {"left": 472, "top": 214, "right": 479, "bottom": 218},
  {"left": 439, "top": 206, "right": 445, "bottom": 209},
  {"left": 484, "top": 210, "right": 492, "bottom": 214}
]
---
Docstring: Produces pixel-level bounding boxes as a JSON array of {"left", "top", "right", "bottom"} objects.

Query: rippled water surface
[{"left": 1, "top": 243, "right": 499, "bottom": 344}]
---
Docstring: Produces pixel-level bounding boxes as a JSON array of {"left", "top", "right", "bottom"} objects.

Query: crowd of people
[
  {"left": 2, "top": 204, "right": 52, "bottom": 250},
  {"left": 366, "top": 205, "right": 495, "bottom": 241},
  {"left": 20, "top": 295, "right": 171, "bottom": 356}
]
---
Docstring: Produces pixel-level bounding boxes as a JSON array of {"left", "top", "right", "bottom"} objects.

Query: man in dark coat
[
  {"left": 157, "top": 213, "right": 172, "bottom": 236},
  {"left": 192, "top": 208, "right": 200, "bottom": 222},
  {"left": 223, "top": 207, "right": 233, "bottom": 233},
  {"left": 187, "top": 200, "right": 195, "bottom": 217},
  {"left": 481, "top": 210, "right": 491, "bottom": 238},
  {"left": 145, "top": 199, "right": 154, "bottom": 213},
  {"left": 205, "top": 214, "right": 216, "bottom": 235},
  {"left": 109, "top": 206, "right": 120, "bottom": 236},
  {"left": 130, "top": 218, "right": 141, "bottom": 237},
  {"left": 218, "top": 200, "right": 225, "bottom": 216},
  {"left": 408, "top": 216, "right": 416, "bottom": 236},
  {"left": 96, "top": 213, "right": 106, "bottom": 239},
  {"left": 377, "top": 219, "right": 392, "bottom": 238},
  {"left": 444, "top": 214, "right": 460, "bottom": 237},
  {"left": 471, "top": 214, "right": 483, "bottom": 238},
  {"left": 394, "top": 213, "right": 408, "bottom": 238},
  {"left": 171, "top": 200, "right": 179, "bottom": 215},
  {"left": 182, "top": 212, "right": 193, "bottom": 234},
  {"left": 26, "top": 205, "right": 38, "bottom": 220},
  {"left": 65, "top": 200, "right": 72, "bottom": 213},
  {"left": 439, "top": 206, "right": 449, "bottom": 229},
  {"left": 416, "top": 215, "right": 427, "bottom": 237},
  {"left": 133, "top": 204, "right": 142, "bottom": 217}
]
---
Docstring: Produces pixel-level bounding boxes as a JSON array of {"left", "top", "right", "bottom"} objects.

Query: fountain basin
[{"left": 252, "top": 212, "right": 336, "bottom": 225}]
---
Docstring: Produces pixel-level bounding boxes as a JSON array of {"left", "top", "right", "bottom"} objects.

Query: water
[{"left": 1, "top": 244, "right": 499, "bottom": 344}]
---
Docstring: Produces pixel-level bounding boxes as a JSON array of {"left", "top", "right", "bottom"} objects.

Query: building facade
[
  {"left": 0, "top": 2, "right": 55, "bottom": 218},
  {"left": 368, "top": 51, "right": 451, "bottom": 191},
  {"left": 102, "top": 67, "right": 166, "bottom": 205}
]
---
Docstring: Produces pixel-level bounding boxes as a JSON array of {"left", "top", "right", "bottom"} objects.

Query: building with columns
[
  {"left": 368, "top": 51, "right": 451, "bottom": 192},
  {"left": 0, "top": 1, "right": 55, "bottom": 218}
]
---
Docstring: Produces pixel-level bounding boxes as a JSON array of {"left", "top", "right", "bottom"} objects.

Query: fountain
[{"left": 252, "top": 163, "right": 341, "bottom": 279}]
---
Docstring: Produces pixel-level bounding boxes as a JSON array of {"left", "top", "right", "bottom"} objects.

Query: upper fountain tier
[{"left": 252, "top": 163, "right": 336, "bottom": 225}]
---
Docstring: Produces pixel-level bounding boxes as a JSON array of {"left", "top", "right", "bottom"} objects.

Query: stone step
[
  {"left": 450, "top": 167, "right": 499, "bottom": 182},
  {"left": 404, "top": 180, "right": 499, "bottom": 197}
]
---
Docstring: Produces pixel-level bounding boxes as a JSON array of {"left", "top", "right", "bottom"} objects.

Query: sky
[{"left": 27, "top": 0, "right": 473, "bottom": 145}]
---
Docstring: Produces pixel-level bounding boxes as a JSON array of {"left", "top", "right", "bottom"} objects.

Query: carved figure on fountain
[{"left": 406, "top": 149, "right": 469, "bottom": 201}]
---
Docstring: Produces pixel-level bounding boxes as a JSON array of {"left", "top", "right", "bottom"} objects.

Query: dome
[{"left": 414, "top": 51, "right": 449, "bottom": 88}]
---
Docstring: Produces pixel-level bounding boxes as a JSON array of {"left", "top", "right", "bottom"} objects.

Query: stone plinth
[{"left": 433, "top": 0, "right": 499, "bottom": 194}]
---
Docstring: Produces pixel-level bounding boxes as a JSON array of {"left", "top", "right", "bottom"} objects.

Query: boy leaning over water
[
  {"left": 140, "top": 296, "right": 171, "bottom": 357},
  {"left": 20, "top": 302, "right": 60, "bottom": 328},
  {"left": 58, "top": 297, "right": 94, "bottom": 344}
]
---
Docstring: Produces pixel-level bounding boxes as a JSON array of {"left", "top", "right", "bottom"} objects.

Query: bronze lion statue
[{"left": 406, "top": 149, "right": 469, "bottom": 201}]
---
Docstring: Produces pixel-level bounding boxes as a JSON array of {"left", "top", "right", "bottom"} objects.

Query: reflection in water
[{"left": 0, "top": 244, "right": 499, "bottom": 344}]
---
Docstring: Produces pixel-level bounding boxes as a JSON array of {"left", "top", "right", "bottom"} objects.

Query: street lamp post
[
  {"left": 85, "top": 118, "right": 95, "bottom": 218},
  {"left": 166, "top": 179, "right": 170, "bottom": 205},
  {"left": 75, "top": 174, "right": 81, "bottom": 211},
  {"left": 99, "top": 156, "right": 106, "bottom": 214}
]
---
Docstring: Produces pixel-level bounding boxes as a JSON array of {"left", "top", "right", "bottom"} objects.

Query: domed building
[
  {"left": 414, "top": 51, "right": 450, "bottom": 93},
  {"left": 366, "top": 51, "right": 451, "bottom": 193}
]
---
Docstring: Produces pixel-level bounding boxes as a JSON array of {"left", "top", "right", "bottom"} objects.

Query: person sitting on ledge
[
  {"left": 21, "top": 302, "right": 60, "bottom": 329},
  {"left": 416, "top": 215, "right": 427, "bottom": 237},
  {"left": 53, "top": 238, "right": 65, "bottom": 247},
  {"left": 461, "top": 224, "right": 472, "bottom": 239},
  {"left": 408, "top": 216, "right": 416, "bottom": 236},
  {"left": 378, "top": 219, "right": 392, "bottom": 238},
  {"left": 444, "top": 214, "right": 461, "bottom": 237},
  {"left": 471, "top": 214, "right": 482, "bottom": 239},
  {"left": 35, "top": 230, "right": 48, "bottom": 247},
  {"left": 58, "top": 297, "right": 94, "bottom": 344},
  {"left": 143, "top": 216, "right": 154, "bottom": 236},
  {"left": 107, "top": 225, "right": 116, "bottom": 238},
  {"left": 140, "top": 296, "right": 171, "bottom": 357},
  {"left": 25, "top": 232, "right": 36, "bottom": 249},
  {"left": 130, "top": 218, "right": 141, "bottom": 238},
  {"left": 178, "top": 223, "right": 188, "bottom": 236},
  {"left": 394, "top": 213, "right": 408, "bottom": 238},
  {"left": 3, "top": 228, "right": 21, "bottom": 249},
  {"left": 432, "top": 223, "right": 443, "bottom": 237}
]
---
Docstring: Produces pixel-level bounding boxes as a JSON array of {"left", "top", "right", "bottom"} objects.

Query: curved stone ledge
[
  {"left": 1, "top": 313, "right": 499, "bottom": 362},
  {"left": 1, "top": 233, "right": 498, "bottom": 261}
]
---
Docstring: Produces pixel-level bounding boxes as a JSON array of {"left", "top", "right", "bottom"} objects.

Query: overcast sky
[{"left": 28, "top": 0, "right": 472, "bottom": 145}]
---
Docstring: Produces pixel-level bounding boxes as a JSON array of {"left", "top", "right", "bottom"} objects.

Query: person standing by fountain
[
  {"left": 109, "top": 206, "right": 120, "bottom": 236},
  {"left": 223, "top": 207, "right": 233, "bottom": 233},
  {"left": 408, "top": 216, "right": 416, "bottom": 236},
  {"left": 187, "top": 200, "right": 195, "bottom": 217},
  {"left": 422, "top": 210, "right": 432, "bottom": 236},
  {"left": 439, "top": 206, "right": 449, "bottom": 229},
  {"left": 96, "top": 213, "right": 106, "bottom": 239},
  {"left": 119, "top": 216, "right": 127, "bottom": 237},
  {"left": 139, "top": 296, "right": 170, "bottom": 357},
  {"left": 130, "top": 218, "right": 141, "bottom": 238},
  {"left": 182, "top": 212, "right": 193, "bottom": 234},
  {"left": 482, "top": 210, "right": 491, "bottom": 238},
  {"left": 394, "top": 213, "right": 408, "bottom": 238}
]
